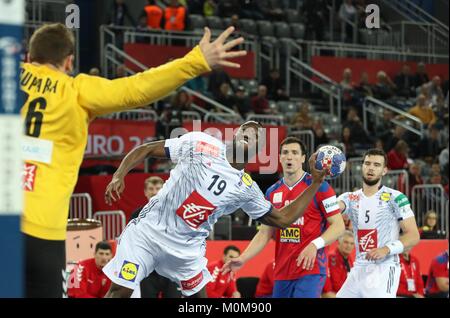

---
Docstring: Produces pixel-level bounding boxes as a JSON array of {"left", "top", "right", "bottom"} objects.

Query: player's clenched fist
[
  {"left": 105, "top": 175, "right": 125, "bottom": 205},
  {"left": 199, "top": 26, "right": 247, "bottom": 69}
]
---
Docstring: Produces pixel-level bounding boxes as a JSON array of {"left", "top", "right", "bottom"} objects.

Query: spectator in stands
[
  {"left": 373, "top": 71, "right": 396, "bottom": 100},
  {"left": 419, "top": 210, "right": 442, "bottom": 239},
  {"left": 291, "top": 101, "right": 314, "bottom": 130},
  {"left": 203, "top": 0, "right": 218, "bottom": 17},
  {"left": 251, "top": 85, "right": 274, "bottom": 114},
  {"left": 355, "top": 71, "right": 373, "bottom": 98},
  {"left": 341, "top": 127, "right": 357, "bottom": 158},
  {"left": 228, "top": 14, "right": 241, "bottom": 31},
  {"left": 186, "top": 0, "right": 203, "bottom": 15},
  {"left": 374, "top": 139, "right": 384, "bottom": 151},
  {"left": 312, "top": 121, "right": 329, "bottom": 147},
  {"left": 135, "top": 15, "right": 152, "bottom": 43},
  {"left": 216, "top": 82, "right": 236, "bottom": 110},
  {"left": 428, "top": 172, "right": 444, "bottom": 186},
  {"left": 408, "top": 94, "right": 436, "bottom": 127},
  {"left": 258, "top": 0, "right": 285, "bottom": 21},
  {"left": 425, "top": 76, "right": 444, "bottom": 106},
  {"left": 414, "top": 62, "right": 429, "bottom": 88},
  {"left": 262, "top": 69, "right": 289, "bottom": 101},
  {"left": 343, "top": 107, "right": 370, "bottom": 144},
  {"left": 218, "top": 0, "right": 240, "bottom": 18},
  {"left": 439, "top": 146, "right": 449, "bottom": 173},
  {"left": 397, "top": 250, "right": 424, "bottom": 298},
  {"left": 68, "top": 241, "right": 112, "bottom": 298},
  {"left": 164, "top": 0, "right": 187, "bottom": 31},
  {"left": 302, "top": 0, "right": 325, "bottom": 41},
  {"left": 384, "top": 125, "right": 405, "bottom": 152},
  {"left": 338, "top": 0, "right": 357, "bottom": 42},
  {"left": 375, "top": 109, "right": 395, "bottom": 146},
  {"left": 206, "top": 246, "right": 242, "bottom": 298},
  {"left": 387, "top": 140, "right": 409, "bottom": 170},
  {"left": 234, "top": 85, "right": 252, "bottom": 118},
  {"left": 106, "top": 0, "right": 136, "bottom": 27},
  {"left": 208, "top": 68, "right": 234, "bottom": 99},
  {"left": 128, "top": 177, "right": 181, "bottom": 298},
  {"left": 394, "top": 64, "right": 415, "bottom": 98},
  {"left": 408, "top": 163, "right": 424, "bottom": 195},
  {"left": 88, "top": 67, "right": 100, "bottom": 76},
  {"left": 340, "top": 68, "right": 355, "bottom": 106},
  {"left": 255, "top": 260, "right": 275, "bottom": 298},
  {"left": 417, "top": 125, "right": 442, "bottom": 163},
  {"left": 239, "top": 0, "right": 265, "bottom": 20},
  {"left": 185, "top": 75, "right": 207, "bottom": 95},
  {"left": 115, "top": 65, "right": 126, "bottom": 78},
  {"left": 425, "top": 250, "right": 449, "bottom": 298},
  {"left": 322, "top": 231, "right": 355, "bottom": 298},
  {"left": 141, "top": 0, "right": 163, "bottom": 29}
]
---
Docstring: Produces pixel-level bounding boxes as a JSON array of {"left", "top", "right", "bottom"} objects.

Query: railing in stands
[
  {"left": 381, "top": 0, "right": 448, "bottom": 44},
  {"left": 363, "top": 96, "right": 424, "bottom": 138},
  {"left": 93, "top": 210, "right": 127, "bottom": 241},
  {"left": 288, "top": 130, "right": 315, "bottom": 158},
  {"left": 411, "top": 184, "right": 448, "bottom": 236},
  {"left": 286, "top": 44, "right": 343, "bottom": 119},
  {"left": 69, "top": 193, "right": 93, "bottom": 220}
]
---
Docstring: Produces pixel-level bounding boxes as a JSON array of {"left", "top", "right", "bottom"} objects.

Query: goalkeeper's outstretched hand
[{"left": 199, "top": 26, "right": 247, "bottom": 69}]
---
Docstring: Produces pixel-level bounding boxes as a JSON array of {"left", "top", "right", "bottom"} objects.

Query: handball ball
[{"left": 315, "top": 145, "right": 346, "bottom": 179}]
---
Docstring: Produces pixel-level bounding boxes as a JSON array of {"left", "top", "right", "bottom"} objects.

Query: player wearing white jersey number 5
[
  {"left": 102, "top": 121, "right": 328, "bottom": 298},
  {"left": 336, "top": 148, "right": 420, "bottom": 298}
]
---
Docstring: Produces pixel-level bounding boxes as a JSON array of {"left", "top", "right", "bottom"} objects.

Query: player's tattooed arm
[
  {"left": 259, "top": 153, "right": 328, "bottom": 229},
  {"left": 105, "top": 140, "right": 167, "bottom": 204}
]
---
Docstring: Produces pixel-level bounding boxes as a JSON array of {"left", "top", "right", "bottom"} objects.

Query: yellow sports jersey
[{"left": 20, "top": 46, "right": 210, "bottom": 240}]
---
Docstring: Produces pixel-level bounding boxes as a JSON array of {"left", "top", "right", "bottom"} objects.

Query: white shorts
[
  {"left": 336, "top": 263, "right": 401, "bottom": 298},
  {"left": 102, "top": 223, "right": 212, "bottom": 297}
]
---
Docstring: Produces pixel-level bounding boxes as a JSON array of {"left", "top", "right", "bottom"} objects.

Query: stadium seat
[
  {"left": 277, "top": 101, "right": 297, "bottom": 113},
  {"left": 188, "top": 14, "right": 206, "bottom": 30},
  {"left": 239, "top": 19, "right": 258, "bottom": 36},
  {"left": 241, "top": 79, "right": 259, "bottom": 95},
  {"left": 257, "top": 21, "right": 275, "bottom": 37},
  {"left": 285, "top": 9, "right": 301, "bottom": 23},
  {"left": 290, "top": 23, "right": 305, "bottom": 39},
  {"left": 273, "top": 22, "right": 291, "bottom": 39},
  {"left": 236, "top": 277, "right": 259, "bottom": 298},
  {"left": 222, "top": 17, "right": 232, "bottom": 28},
  {"left": 205, "top": 16, "right": 224, "bottom": 30}
]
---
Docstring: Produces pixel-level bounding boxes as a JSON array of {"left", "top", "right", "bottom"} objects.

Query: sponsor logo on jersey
[
  {"left": 394, "top": 194, "right": 410, "bottom": 207},
  {"left": 357, "top": 229, "right": 378, "bottom": 252},
  {"left": 280, "top": 227, "right": 300, "bottom": 243},
  {"left": 349, "top": 194, "right": 360, "bottom": 201},
  {"left": 195, "top": 141, "right": 219, "bottom": 157},
  {"left": 323, "top": 195, "right": 339, "bottom": 213},
  {"left": 181, "top": 271, "right": 204, "bottom": 290},
  {"left": 22, "top": 162, "right": 37, "bottom": 191},
  {"left": 241, "top": 173, "right": 253, "bottom": 186},
  {"left": 176, "top": 191, "right": 216, "bottom": 229},
  {"left": 380, "top": 192, "right": 391, "bottom": 202},
  {"left": 119, "top": 261, "right": 139, "bottom": 282},
  {"left": 273, "top": 192, "right": 283, "bottom": 203}
]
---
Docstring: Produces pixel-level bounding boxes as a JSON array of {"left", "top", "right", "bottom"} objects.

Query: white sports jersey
[
  {"left": 129, "top": 131, "right": 272, "bottom": 252},
  {"left": 338, "top": 186, "right": 414, "bottom": 266}
]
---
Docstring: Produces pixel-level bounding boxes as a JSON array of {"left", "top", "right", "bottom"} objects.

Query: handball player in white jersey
[
  {"left": 102, "top": 121, "right": 328, "bottom": 298},
  {"left": 336, "top": 148, "right": 420, "bottom": 298}
]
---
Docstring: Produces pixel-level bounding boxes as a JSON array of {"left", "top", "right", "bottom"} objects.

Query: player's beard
[{"left": 362, "top": 175, "right": 381, "bottom": 186}]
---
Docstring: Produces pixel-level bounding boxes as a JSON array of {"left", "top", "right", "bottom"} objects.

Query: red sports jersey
[
  {"left": 255, "top": 260, "right": 275, "bottom": 297},
  {"left": 397, "top": 254, "right": 424, "bottom": 297},
  {"left": 426, "top": 251, "right": 449, "bottom": 296},
  {"left": 206, "top": 260, "right": 238, "bottom": 298},
  {"left": 68, "top": 258, "right": 111, "bottom": 298},
  {"left": 323, "top": 250, "right": 354, "bottom": 293},
  {"left": 265, "top": 173, "right": 340, "bottom": 281}
]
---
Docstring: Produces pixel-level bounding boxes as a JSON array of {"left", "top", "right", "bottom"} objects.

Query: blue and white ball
[{"left": 315, "top": 145, "right": 346, "bottom": 179}]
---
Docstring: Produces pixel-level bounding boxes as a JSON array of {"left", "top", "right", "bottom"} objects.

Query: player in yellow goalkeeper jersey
[{"left": 20, "top": 23, "right": 245, "bottom": 298}]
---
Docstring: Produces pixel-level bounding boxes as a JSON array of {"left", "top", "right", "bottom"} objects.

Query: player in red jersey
[
  {"left": 206, "top": 246, "right": 241, "bottom": 298},
  {"left": 223, "top": 137, "right": 345, "bottom": 297}
]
